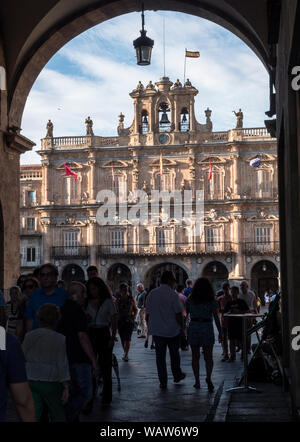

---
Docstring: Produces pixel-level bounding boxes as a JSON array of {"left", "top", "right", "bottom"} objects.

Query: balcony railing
[
  {"left": 21, "top": 258, "right": 41, "bottom": 267},
  {"left": 51, "top": 246, "right": 89, "bottom": 259},
  {"left": 98, "top": 242, "right": 236, "bottom": 257},
  {"left": 244, "top": 241, "right": 280, "bottom": 255}
]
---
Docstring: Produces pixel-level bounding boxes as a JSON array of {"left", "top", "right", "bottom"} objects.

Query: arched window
[
  {"left": 158, "top": 102, "right": 171, "bottom": 132},
  {"left": 180, "top": 107, "right": 189, "bottom": 132},
  {"left": 141, "top": 110, "right": 149, "bottom": 134}
]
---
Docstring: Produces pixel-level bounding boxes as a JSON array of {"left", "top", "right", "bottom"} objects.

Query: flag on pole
[
  {"left": 208, "top": 158, "right": 212, "bottom": 181},
  {"left": 64, "top": 164, "right": 78, "bottom": 181},
  {"left": 160, "top": 152, "right": 164, "bottom": 175},
  {"left": 185, "top": 50, "right": 200, "bottom": 58},
  {"left": 110, "top": 161, "right": 115, "bottom": 183}
]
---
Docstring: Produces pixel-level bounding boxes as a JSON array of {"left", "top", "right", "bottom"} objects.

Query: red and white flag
[
  {"left": 208, "top": 158, "right": 212, "bottom": 181},
  {"left": 64, "top": 164, "right": 78, "bottom": 181}
]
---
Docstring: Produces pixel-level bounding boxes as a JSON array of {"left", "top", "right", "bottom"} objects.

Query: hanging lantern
[{"left": 133, "top": 3, "right": 154, "bottom": 66}]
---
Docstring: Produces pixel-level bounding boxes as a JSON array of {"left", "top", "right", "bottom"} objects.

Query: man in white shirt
[
  {"left": 239, "top": 281, "right": 258, "bottom": 313},
  {"left": 146, "top": 271, "right": 185, "bottom": 389}
]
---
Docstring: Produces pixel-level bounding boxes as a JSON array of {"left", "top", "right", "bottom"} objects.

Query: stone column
[
  {"left": 189, "top": 98, "right": 195, "bottom": 132},
  {"left": 89, "top": 218, "right": 97, "bottom": 266},
  {"left": 232, "top": 154, "right": 240, "bottom": 197},
  {"left": 88, "top": 159, "right": 96, "bottom": 202},
  {"left": 233, "top": 214, "right": 244, "bottom": 280}
]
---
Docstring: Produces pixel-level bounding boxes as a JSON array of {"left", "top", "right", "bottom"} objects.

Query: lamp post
[{"left": 133, "top": 3, "right": 154, "bottom": 65}]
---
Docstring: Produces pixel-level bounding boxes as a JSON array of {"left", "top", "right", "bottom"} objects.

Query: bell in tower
[{"left": 158, "top": 103, "right": 171, "bottom": 132}]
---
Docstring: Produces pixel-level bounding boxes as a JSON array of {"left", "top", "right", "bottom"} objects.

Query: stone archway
[
  {"left": 7, "top": 1, "right": 271, "bottom": 130},
  {"left": 107, "top": 263, "right": 132, "bottom": 294},
  {"left": 61, "top": 263, "right": 85, "bottom": 287},
  {"left": 251, "top": 260, "right": 279, "bottom": 302},
  {"left": 144, "top": 262, "right": 188, "bottom": 291},
  {"left": 202, "top": 260, "right": 229, "bottom": 293}
]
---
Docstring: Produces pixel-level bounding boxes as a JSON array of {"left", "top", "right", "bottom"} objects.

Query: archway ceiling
[{"left": 0, "top": 0, "right": 270, "bottom": 126}]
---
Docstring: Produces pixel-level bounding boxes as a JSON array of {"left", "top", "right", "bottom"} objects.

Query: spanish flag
[
  {"left": 185, "top": 50, "right": 200, "bottom": 58},
  {"left": 160, "top": 152, "right": 163, "bottom": 175}
]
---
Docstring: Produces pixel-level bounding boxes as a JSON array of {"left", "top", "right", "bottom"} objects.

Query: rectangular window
[
  {"left": 206, "top": 227, "right": 222, "bottom": 251},
  {"left": 64, "top": 231, "right": 79, "bottom": 255},
  {"left": 205, "top": 172, "right": 223, "bottom": 200},
  {"left": 26, "top": 247, "right": 36, "bottom": 263},
  {"left": 27, "top": 191, "right": 36, "bottom": 204},
  {"left": 27, "top": 218, "right": 35, "bottom": 231},
  {"left": 256, "top": 227, "right": 271, "bottom": 244},
  {"left": 255, "top": 170, "right": 272, "bottom": 197},
  {"left": 110, "top": 230, "right": 124, "bottom": 253},
  {"left": 157, "top": 229, "right": 173, "bottom": 252}
]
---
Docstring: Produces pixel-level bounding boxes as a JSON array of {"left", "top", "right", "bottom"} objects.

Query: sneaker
[
  {"left": 174, "top": 372, "right": 186, "bottom": 383},
  {"left": 221, "top": 355, "right": 229, "bottom": 362}
]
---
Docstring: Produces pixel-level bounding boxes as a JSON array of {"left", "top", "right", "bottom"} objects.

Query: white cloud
[{"left": 20, "top": 11, "right": 269, "bottom": 165}]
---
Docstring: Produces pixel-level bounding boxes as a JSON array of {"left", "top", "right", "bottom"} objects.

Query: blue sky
[{"left": 20, "top": 11, "right": 269, "bottom": 164}]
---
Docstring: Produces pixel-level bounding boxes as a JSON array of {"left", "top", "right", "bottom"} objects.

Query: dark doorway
[
  {"left": 107, "top": 263, "right": 132, "bottom": 295},
  {"left": 145, "top": 262, "right": 188, "bottom": 291},
  {"left": 251, "top": 260, "right": 279, "bottom": 301},
  {"left": 202, "top": 261, "right": 229, "bottom": 293},
  {"left": 61, "top": 263, "right": 85, "bottom": 287}
]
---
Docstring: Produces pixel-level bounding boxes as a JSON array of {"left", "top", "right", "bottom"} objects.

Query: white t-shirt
[
  {"left": 86, "top": 299, "right": 117, "bottom": 326},
  {"left": 238, "top": 290, "right": 257, "bottom": 312},
  {"left": 146, "top": 284, "right": 183, "bottom": 338}
]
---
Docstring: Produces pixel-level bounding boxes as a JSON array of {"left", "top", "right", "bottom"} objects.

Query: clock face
[{"left": 159, "top": 133, "right": 169, "bottom": 144}]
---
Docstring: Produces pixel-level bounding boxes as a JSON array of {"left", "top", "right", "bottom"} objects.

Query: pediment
[
  {"left": 102, "top": 160, "right": 128, "bottom": 168},
  {"left": 150, "top": 158, "right": 177, "bottom": 167},
  {"left": 57, "top": 161, "right": 82, "bottom": 170},
  {"left": 198, "top": 156, "right": 226, "bottom": 165},
  {"left": 248, "top": 154, "right": 276, "bottom": 162}
]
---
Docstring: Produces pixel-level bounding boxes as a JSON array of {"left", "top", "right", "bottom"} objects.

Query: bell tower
[{"left": 123, "top": 77, "right": 212, "bottom": 147}]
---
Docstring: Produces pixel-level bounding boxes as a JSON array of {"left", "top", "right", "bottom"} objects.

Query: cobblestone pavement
[{"left": 7, "top": 319, "right": 294, "bottom": 423}]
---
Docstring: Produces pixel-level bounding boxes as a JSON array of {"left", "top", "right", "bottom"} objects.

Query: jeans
[
  {"left": 66, "top": 363, "right": 93, "bottom": 422},
  {"left": 153, "top": 334, "right": 183, "bottom": 386}
]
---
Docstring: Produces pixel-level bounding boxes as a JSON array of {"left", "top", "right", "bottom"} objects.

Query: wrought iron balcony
[
  {"left": 98, "top": 242, "right": 236, "bottom": 258},
  {"left": 243, "top": 241, "right": 280, "bottom": 255},
  {"left": 51, "top": 246, "right": 89, "bottom": 259}
]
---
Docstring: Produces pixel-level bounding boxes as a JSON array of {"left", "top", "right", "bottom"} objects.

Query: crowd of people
[{"left": 0, "top": 263, "right": 268, "bottom": 422}]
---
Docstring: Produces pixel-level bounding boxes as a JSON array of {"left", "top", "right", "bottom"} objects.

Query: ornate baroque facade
[{"left": 20, "top": 77, "right": 279, "bottom": 296}]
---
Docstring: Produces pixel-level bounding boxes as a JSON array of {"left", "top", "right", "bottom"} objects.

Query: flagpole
[
  {"left": 184, "top": 48, "right": 187, "bottom": 84},
  {"left": 163, "top": 17, "right": 166, "bottom": 77}
]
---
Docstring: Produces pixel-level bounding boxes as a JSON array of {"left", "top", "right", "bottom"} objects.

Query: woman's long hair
[
  {"left": 189, "top": 277, "right": 215, "bottom": 305},
  {"left": 86, "top": 277, "right": 112, "bottom": 305}
]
